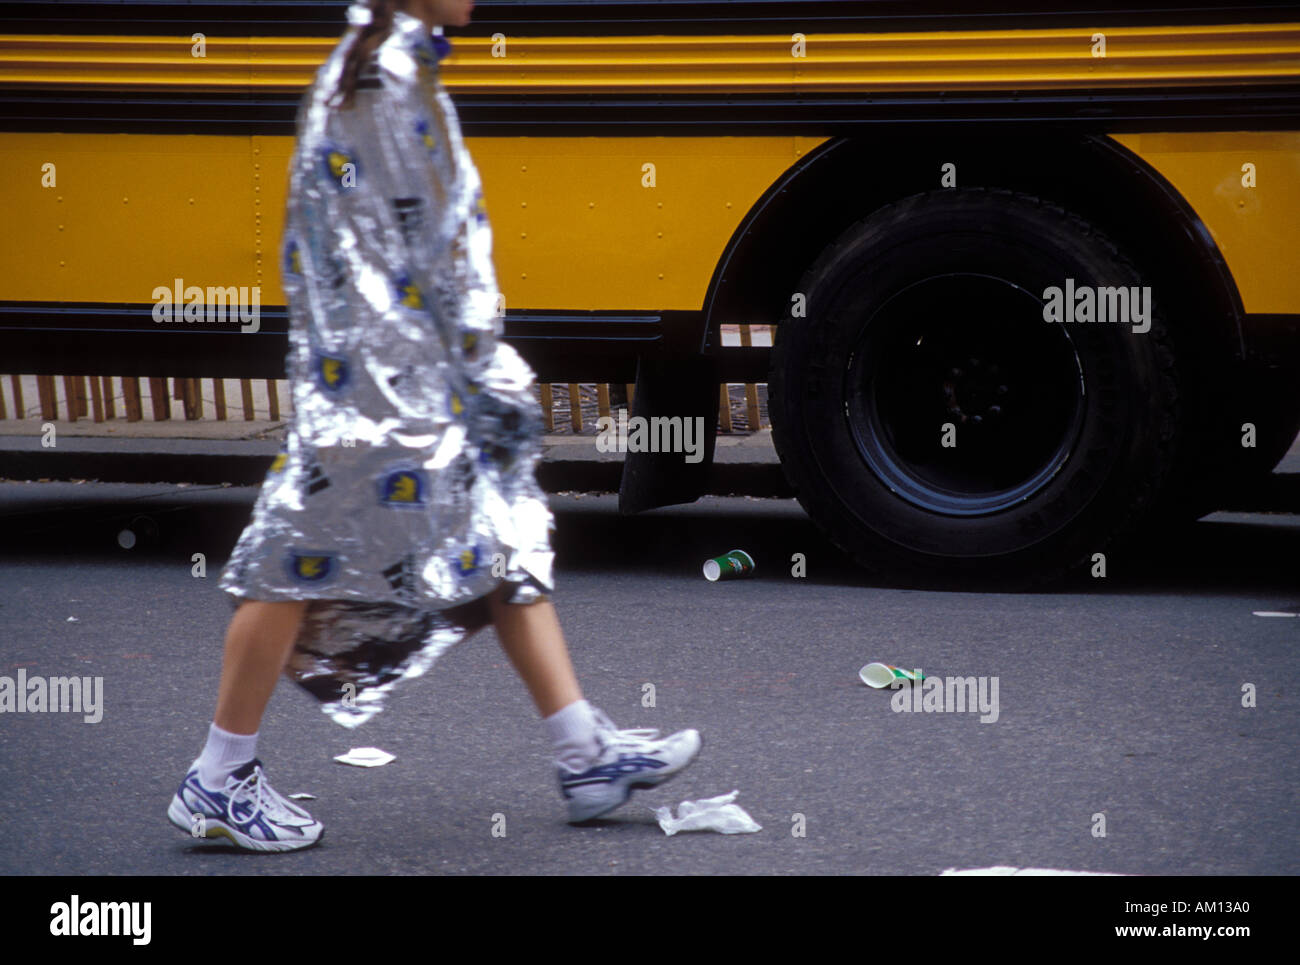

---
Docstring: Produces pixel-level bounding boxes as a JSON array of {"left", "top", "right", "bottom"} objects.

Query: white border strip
[{"left": 941, "top": 866, "right": 1125, "bottom": 876}]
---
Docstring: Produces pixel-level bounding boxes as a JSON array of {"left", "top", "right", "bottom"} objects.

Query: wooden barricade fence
[
  {"left": 0, "top": 326, "right": 770, "bottom": 432},
  {"left": 0, "top": 374, "right": 765, "bottom": 431},
  {"left": 0, "top": 376, "right": 282, "bottom": 423}
]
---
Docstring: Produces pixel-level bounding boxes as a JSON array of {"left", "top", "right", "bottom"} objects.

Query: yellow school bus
[{"left": 2, "top": 0, "right": 1298, "bottom": 583}]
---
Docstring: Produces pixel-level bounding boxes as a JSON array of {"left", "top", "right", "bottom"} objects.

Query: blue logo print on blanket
[
  {"left": 378, "top": 469, "right": 427, "bottom": 508},
  {"left": 454, "top": 545, "right": 481, "bottom": 576},
  {"left": 314, "top": 352, "right": 350, "bottom": 394},
  {"left": 288, "top": 552, "right": 335, "bottom": 583},
  {"left": 284, "top": 238, "right": 303, "bottom": 277},
  {"left": 394, "top": 273, "right": 425, "bottom": 312},
  {"left": 321, "top": 143, "right": 359, "bottom": 190}
]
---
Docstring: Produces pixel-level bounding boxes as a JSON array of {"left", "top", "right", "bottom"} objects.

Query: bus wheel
[{"left": 769, "top": 189, "right": 1180, "bottom": 586}]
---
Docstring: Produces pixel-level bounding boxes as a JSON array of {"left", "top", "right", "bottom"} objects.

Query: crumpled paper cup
[
  {"left": 702, "top": 550, "right": 755, "bottom": 582},
  {"left": 859, "top": 662, "right": 924, "bottom": 689},
  {"left": 653, "top": 790, "right": 762, "bottom": 835}
]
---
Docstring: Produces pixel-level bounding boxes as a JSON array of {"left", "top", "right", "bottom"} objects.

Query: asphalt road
[{"left": 0, "top": 482, "right": 1296, "bottom": 875}]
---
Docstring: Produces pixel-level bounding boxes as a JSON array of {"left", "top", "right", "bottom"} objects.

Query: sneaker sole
[
  {"left": 567, "top": 732, "right": 704, "bottom": 824},
  {"left": 167, "top": 795, "right": 323, "bottom": 853}
]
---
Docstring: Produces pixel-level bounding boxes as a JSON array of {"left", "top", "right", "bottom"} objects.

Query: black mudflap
[{"left": 618, "top": 356, "right": 719, "bottom": 514}]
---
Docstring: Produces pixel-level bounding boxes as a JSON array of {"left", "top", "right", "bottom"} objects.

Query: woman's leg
[
  {"left": 170, "top": 597, "right": 323, "bottom": 851},
  {"left": 487, "top": 585, "right": 582, "bottom": 716},
  {"left": 488, "top": 583, "right": 704, "bottom": 822},
  {"left": 213, "top": 599, "right": 309, "bottom": 734}
]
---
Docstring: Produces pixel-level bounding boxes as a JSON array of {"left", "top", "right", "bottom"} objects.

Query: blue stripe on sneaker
[
  {"left": 561, "top": 754, "right": 668, "bottom": 788},
  {"left": 178, "top": 770, "right": 284, "bottom": 842}
]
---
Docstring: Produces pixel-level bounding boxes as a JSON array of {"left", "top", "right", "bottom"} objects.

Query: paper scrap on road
[
  {"left": 941, "top": 866, "right": 1125, "bottom": 876},
  {"left": 333, "top": 747, "right": 395, "bottom": 767},
  {"left": 654, "top": 790, "right": 761, "bottom": 836}
]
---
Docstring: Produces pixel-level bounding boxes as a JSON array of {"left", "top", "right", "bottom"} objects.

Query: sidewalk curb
[
  {"left": 4, "top": 435, "right": 1288, "bottom": 508},
  {"left": 0, "top": 435, "right": 795, "bottom": 498}
]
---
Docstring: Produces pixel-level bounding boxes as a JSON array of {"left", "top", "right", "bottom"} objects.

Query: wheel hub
[{"left": 844, "top": 274, "right": 1086, "bottom": 517}]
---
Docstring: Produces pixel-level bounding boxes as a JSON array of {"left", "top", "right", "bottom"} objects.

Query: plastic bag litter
[
  {"left": 333, "top": 747, "right": 395, "bottom": 767},
  {"left": 653, "top": 790, "right": 761, "bottom": 836}
]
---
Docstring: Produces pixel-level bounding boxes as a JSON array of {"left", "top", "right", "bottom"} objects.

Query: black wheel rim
[{"left": 844, "top": 273, "right": 1086, "bottom": 517}]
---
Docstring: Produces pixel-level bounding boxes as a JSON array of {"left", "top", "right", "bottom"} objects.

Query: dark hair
[{"left": 335, "top": 0, "right": 403, "bottom": 109}]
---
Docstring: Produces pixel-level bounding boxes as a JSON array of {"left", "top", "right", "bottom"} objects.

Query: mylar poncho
[{"left": 219, "top": 5, "right": 554, "bottom": 727}]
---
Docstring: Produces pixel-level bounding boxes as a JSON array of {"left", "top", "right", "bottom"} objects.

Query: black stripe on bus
[
  {"left": 2, "top": 300, "right": 1293, "bottom": 376},
  {"left": 0, "top": 303, "right": 697, "bottom": 380},
  {"left": 2, "top": 86, "right": 1298, "bottom": 136},
  {"left": 3, "top": 0, "right": 1300, "bottom": 37}
]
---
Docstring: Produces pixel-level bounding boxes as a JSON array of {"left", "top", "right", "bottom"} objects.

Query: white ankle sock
[
  {"left": 544, "top": 699, "right": 601, "bottom": 771},
  {"left": 196, "top": 722, "right": 258, "bottom": 788}
]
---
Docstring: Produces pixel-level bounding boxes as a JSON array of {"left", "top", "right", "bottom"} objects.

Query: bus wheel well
[{"left": 703, "top": 132, "right": 1242, "bottom": 368}]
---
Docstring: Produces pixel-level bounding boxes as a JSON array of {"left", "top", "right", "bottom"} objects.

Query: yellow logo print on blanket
[
  {"left": 290, "top": 553, "right": 334, "bottom": 582},
  {"left": 456, "top": 547, "right": 480, "bottom": 575},
  {"left": 396, "top": 275, "right": 424, "bottom": 311},
  {"left": 317, "top": 355, "right": 348, "bottom": 392},
  {"left": 380, "top": 470, "right": 426, "bottom": 506}
]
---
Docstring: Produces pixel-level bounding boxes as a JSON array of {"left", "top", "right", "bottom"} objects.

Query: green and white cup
[
  {"left": 859, "top": 663, "right": 925, "bottom": 689},
  {"left": 703, "top": 549, "right": 755, "bottom": 582}
]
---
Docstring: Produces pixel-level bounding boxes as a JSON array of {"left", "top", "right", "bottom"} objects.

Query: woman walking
[{"left": 168, "top": 0, "right": 701, "bottom": 852}]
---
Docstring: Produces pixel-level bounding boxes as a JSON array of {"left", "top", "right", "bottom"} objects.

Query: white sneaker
[
  {"left": 558, "top": 708, "right": 703, "bottom": 823},
  {"left": 168, "top": 758, "right": 323, "bottom": 852}
]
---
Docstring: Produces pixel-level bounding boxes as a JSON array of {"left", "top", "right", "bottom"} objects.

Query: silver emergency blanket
[{"left": 218, "top": 4, "right": 554, "bottom": 727}]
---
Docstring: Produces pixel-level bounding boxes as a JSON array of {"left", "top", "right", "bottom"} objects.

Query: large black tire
[{"left": 769, "top": 188, "right": 1181, "bottom": 587}]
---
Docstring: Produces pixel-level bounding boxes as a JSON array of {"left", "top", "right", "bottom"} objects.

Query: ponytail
[{"left": 334, "top": 0, "right": 404, "bottom": 109}]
